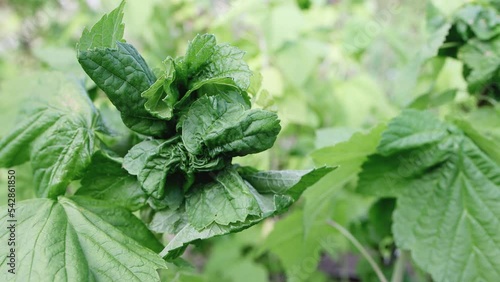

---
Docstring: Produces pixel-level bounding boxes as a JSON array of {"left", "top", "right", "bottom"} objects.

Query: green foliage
[
  {"left": 142, "top": 57, "right": 178, "bottom": 119},
  {"left": 77, "top": 1, "right": 328, "bottom": 260},
  {"left": 78, "top": 40, "right": 168, "bottom": 136},
  {"left": 358, "top": 110, "right": 500, "bottom": 281},
  {"left": 78, "top": 1, "right": 125, "bottom": 50},
  {"left": 0, "top": 197, "right": 166, "bottom": 281},
  {"left": 0, "top": 1, "right": 332, "bottom": 280},
  {"left": 182, "top": 93, "right": 280, "bottom": 158},
  {"left": 0, "top": 73, "right": 98, "bottom": 198},
  {"left": 437, "top": 1, "right": 500, "bottom": 95},
  {"left": 0, "top": 0, "right": 498, "bottom": 281},
  {"left": 458, "top": 36, "right": 500, "bottom": 92},
  {"left": 153, "top": 166, "right": 332, "bottom": 258},
  {"left": 76, "top": 151, "right": 147, "bottom": 211}
]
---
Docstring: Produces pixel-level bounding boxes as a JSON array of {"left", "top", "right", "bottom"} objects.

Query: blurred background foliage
[{"left": 0, "top": 0, "right": 492, "bottom": 281}]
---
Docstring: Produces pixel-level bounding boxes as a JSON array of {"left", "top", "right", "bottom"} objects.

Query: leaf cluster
[
  {"left": 0, "top": 2, "right": 332, "bottom": 280},
  {"left": 437, "top": 1, "right": 500, "bottom": 96}
]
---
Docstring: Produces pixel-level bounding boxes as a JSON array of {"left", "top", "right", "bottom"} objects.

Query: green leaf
[
  {"left": 0, "top": 72, "right": 98, "bottom": 198},
  {"left": 240, "top": 166, "right": 335, "bottom": 200},
  {"left": 357, "top": 110, "right": 500, "bottom": 281},
  {"left": 0, "top": 164, "right": 35, "bottom": 203},
  {"left": 142, "top": 57, "right": 179, "bottom": 119},
  {"left": 396, "top": 4, "right": 451, "bottom": 104},
  {"left": 123, "top": 139, "right": 181, "bottom": 199},
  {"left": 78, "top": 0, "right": 125, "bottom": 50},
  {"left": 186, "top": 167, "right": 261, "bottom": 230},
  {"left": 311, "top": 125, "right": 386, "bottom": 169},
  {"left": 0, "top": 110, "right": 58, "bottom": 168},
  {"left": 77, "top": 3, "right": 169, "bottom": 137},
  {"left": 69, "top": 196, "right": 164, "bottom": 252},
  {"left": 353, "top": 198, "right": 396, "bottom": 247},
  {"left": 180, "top": 77, "right": 240, "bottom": 107},
  {"left": 78, "top": 42, "right": 169, "bottom": 136},
  {"left": 452, "top": 107, "right": 500, "bottom": 164},
  {"left": 408, "top": 89, "right": 457, "bottom": 110},
  {"left": 149, "top": 208, "right": 185, "bottom": 234},
  {"left": 0, "top": 197, "right": 166, "bottom": 281},
  {"left": 124, "top": 137, "right": 229, "bottom": 197},
  {"left": 76, "top": 151, "right": 147, "bottom": 211},
  {"left": 185, "top": 34, "right": 252, "bottom": 91},
  {"left": 306, "top": 125, "right": 386, "bottom": 233},
  {"left": 358, "top": 111, "right": 457, "bottom": 197},
  {"left": 300, "top": 131, "right": 378, "bottom": 273},
  {"left": 184, "top": 34, "right": 217, "bottom": 74},
  {"left": 393, "top": 137, "right": 500, "bottom": 282},
  {"left": 376, "top": 109, "right": 449, "bottom": 156},
  {"left": 357, "top": 141, "right": 452, "bottom": 197},
  {"left": 258, "top": 209, "right": 332, "bottom": 282},
  {"left": 453, "top": 4, "right": 500, "bottom": 41},
  {"left": 182, "top": 94, "right": 280, "bottom": 157},
  {"left": 458, "top": 36, "right": 500, "bottom": 93},
  {"left": 159, "top": 166, "right": 332, "bottom": 258},
  {"left": 160, "top": 220, "right": 249, "bottom": 259},
  {"left": 173, "top": 34, "right": 253, "bottom": 108},
  {"left": 147, "top": 181, "right": 185, "bottom": 211}
]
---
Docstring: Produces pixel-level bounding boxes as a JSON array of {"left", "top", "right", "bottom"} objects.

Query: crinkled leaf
[
  {"left": 78, "top": 1, "right": 125, "bottom": 50},
  {"left": 458, "top": 36, "right": 500, "bottom": 93},
  {"left": 357, "top": 110, "right": 500, "bottom": 282},
  {"left": 142, "top": 57, "right": 179, "bottom": 119},
  {"left": 148, "top": 181, "right": 185, "bottom": 211},
  {"left": 124, "top": 138, "right": 228, "bottom": 197},
  {"left": 182, "top": 94, "right": 280, "bottom": 157},
  {"left": 196, "top": 44, "right": 250, "bottom": 87},
  {"left": 184, "top": 33, "right": 217, "bottom": 74},
  {"left": 123, "top": 139, "right": 163, "bottom": 175},
  {"left": 123, "top": 139, "right": 181, "bottom": 199},
  {"left": 174, "top": 87, "right": 251, "bottom": 131},
  {"left": 186, "top": 168, "right": 261, "bottom": 230},
  {"left": 159, "top": 166, "right": 332, "bottom": 258},
  {"left": 0, "top": 197, "right": 166, "bottom": 281},
  {"left": 186, "top": 34, "right": 251, "bottom": 91},
  {"left": 0, "top": 73, "right": 98, "bottom": 198},
  {"left": 179, "top": 77, "right": 239, "bottom": 108},
  {"left": 198, "top": 84, "right": 251, "bottom": 108},
  {"left": 174, "top": 34, "right": 252, "bottom": 107},
  {"left": 76, "top": 151, "right": 147, "bottom": 211},
  {"left": 78, "top": 9, "right": 168, "bottom": 136}
]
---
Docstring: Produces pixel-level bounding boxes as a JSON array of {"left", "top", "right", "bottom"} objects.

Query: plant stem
[
  {"left": 326, "top": 219, "right": 388, "bottom": 282},
  {"left": 390, "top": 250, "right": 408, "bottom": 282}
]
